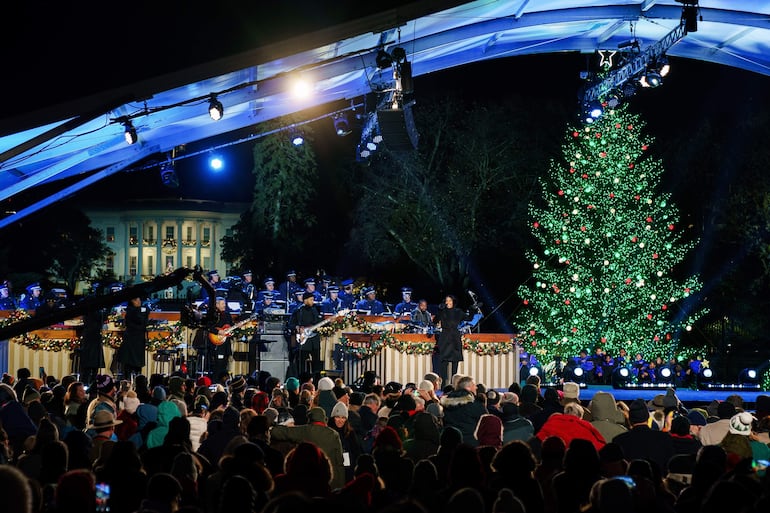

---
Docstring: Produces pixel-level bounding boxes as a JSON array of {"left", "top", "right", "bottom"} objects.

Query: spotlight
[
  {"left": 366, "top": 141, "right": 377, "bottom": 151},
  {"left": 738, "top": 368, "right": 759, "bottom": 385},
  {"left": 159, "top": 160, "right": 179, "bottom": 189},
  {"left": 333, "top": 113, "right": 351, "bottom": 136},
  {"left": 123, "top": 120, "right": 138, "bottom": 145},
  {"left": 391, "top": 47, "right": 407, "bottom": 64},
  {"left": 611, "top": 366, "right": 633, "bottom": 389},
  {"left": 639, "top": 70, "right": 663, "bottom": 88},
  {"left": 697, "top": 367, "right": 714, "bottom": 388},
  {"left": 657, "top": 56, "right": 671, "bottom": 77},
  {"left": 208, "top": 153, "right": 224, "bottom": 171},
  {"left": 528, "top": 365, "right": 541, "bottom": 378},
  {"left": 208, "top": 95, "right": 224, "bottom": 121},
  {"left": 375, "top": 49, "right": 393, "bottom": 69},
  {"left": 657, "top": 366, "right": 674, "bottom": 384},
  {"left": 290, "top": 78, "right": 313, "bottom": 99}
]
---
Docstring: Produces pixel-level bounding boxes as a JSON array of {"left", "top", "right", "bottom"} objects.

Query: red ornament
[
  {"left": 627, "top": 125, "right": 634, "bottom": 130},
  {"left": 571, "top": 327, "right": 577, "bottom": 333},
  {"left": 587, "top": 205, "right": 594, "bottom": 209},
  {"left": 565, "top": 300, "right": 570, "bottom": 305},
  {"left": 634, "top": 195, "right": 640, "bottom": 201},
  {"left": 601, "top": 337, "right": 607, "bottom": 343},
  {"left": 533, "top": 222, "right": 540, "bottom": 228},
  {"left": 529, "top": 329, "right": 536, "bottom": 335},
  {"left": 652, "top": 253, "right": 658, "bottom": 259},
  {"left": 569, "top": 167, "right": 575, "bottom": 174},
  {"left": 628, "top": 163, "right": 634, "bottom": 169},
  {"left": 625, "top": 278, "right": 632, "bottom": 284},
  {"left": 631, "top": 236, "right": 638, "bottom": 242},
  {"left": 615, "top": 123, "right": 621, "bottom": 129},
  {"left": 531, "top": 341, "right": 537, "bottom": 347},
  {"left": 684, "top": 288, "right": 691, "bottom": 293},
  {"left": 653, "top": 335, "right": 660, "bottom": 341},
  {"left": 662, "top": 304, "right": 667, "bottom": 310},
  {"left": 646, "top": 217, "right": 653, "bottom": 222},
  {"left": 555, "top": 239, "right": 561, "bottom": 244},
  {"left": 666, "top": 334, "right": 671, "bottom": 340},
  {"left": 668, "top": 224, "right": 675, "bottom": 230},
  {"left": 599, "top": 152, "right": 607, "bottom": 158},
  {"left": 580, "top": 226, "right": 586, "bottom": 232},
  {"left": 609, "top": 193, "right": 615, "bottom": 198},
  {"left": 565, "top": 260, "right": 570, "bottom": 264},
  {"left": 641, "top": 144, "right": 648, "bottom": 151},
  {"left": 582, "top": 173, "right": 588, "bottom": 179},
  {"left": 523, "top": 300, "right": 529, "bottom": 305},
  {"left": 573, "top": 131, "right": 579, "bottom": 137},
  {"left": 647, "top": 314, "right": 653, "bottom": 320},
  {"left": 558, "top": 190, "right": 564, "bottom": 196},
  {"left": 596, "top": 133, "right": 602, "bottom": 138}
]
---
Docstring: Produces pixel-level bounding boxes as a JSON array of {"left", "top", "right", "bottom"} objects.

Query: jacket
[{"left": 440, "top": 389, "right": 487, "bottom": 446}]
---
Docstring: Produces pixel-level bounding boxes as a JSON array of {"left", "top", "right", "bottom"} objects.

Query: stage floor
[{"left": 533, "top": 384, "right": 767, "bottom": 410}]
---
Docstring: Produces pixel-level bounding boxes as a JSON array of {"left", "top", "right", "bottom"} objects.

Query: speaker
[
  {"left": 260, "top": 334, "right": 288, "bottom": 360},
  {"left": 377, "top": 105, "right": 419, "bottom": 151},
  {"left": 260, "top": 360, "right": 288, "bottom": 381}
]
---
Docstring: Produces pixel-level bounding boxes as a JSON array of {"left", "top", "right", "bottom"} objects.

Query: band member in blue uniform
[
  {"left": 303, "top": 277, "right": 323, "bottom": 302},
  {"left": 320, "top": 286, "right": 344, "bottom": 314},
  {"left": 394, "top": 287, "right": 418, "bottom": 316},
  {"left": 287, "top": 289, "right": 306, "bottom": 315},
  {"left": 241, "top": 270, "right": 256, "bottom": 308},
  {"left": 200, "top": 270, "right": 222, "bottom": 301},
  {"left": 289, "top": 292, "right": 323, "bottom": 376},
  {"left": 256, "top": 276, "right": 277, "bottom": 302},
  {"left": 278, "top": 270, "right": 302, "bottom": 307},
  {"left": 20, "top": 283, "right": 44, "bottom": 311},
  {"left": 254, "top": 291, "right": 278, "bottom": 315},
  {"left": 338, "top": 279, "right": 356, "bottom": 310},
  {"left": 433, "top": 294, "right": 473, "bottom": 384},
  {"left": 355, "top": 287, "right": 385, "bottom": 315},
  {"left": 0, "top": 282, "right": 17, "bottom": 310}
]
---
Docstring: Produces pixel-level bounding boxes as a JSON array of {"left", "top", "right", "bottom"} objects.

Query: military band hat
[
  {"left": 304, "top": 277, "right": 315, "bottom": 285},
  {"left": 365, "top": 287, "right": 376, "bottom": 296},
  {"left": 207, "top": 269, "right": 219, "bottom": 277},
  {"left": 321, "top": 275, "right": 332, "bottom": 283},
  {"left": 109, "top": 282, "right": 124, "bottom": 291},
  {"left": 327, "top": 286, "right": 340, "bottom": 293},
  {"left": 261, "top": 291, "right": 274, "bottom": 299},
  {"left": 294, "top": 289, "right": 305, "bottom": 297},
  {"left": 242, "top": 270, "right": 252, "bottom": 276},
  {"left": 286, "top": 270, "right": 297, "bottom": 277},
  {"left": 341, "top": 279, "right": 354, "bottom": 287},
  {"left": 263, "top": 277, "right": 275, "bottom": 285},
  {"left": 401, "top": 287, "right": 413, "bottom": 295},
  {"left": 0, "top": 282, "right": 7, "bottom": 291},
  {"left": 26, "top": 282, "right": 42, "bottom": 293}
]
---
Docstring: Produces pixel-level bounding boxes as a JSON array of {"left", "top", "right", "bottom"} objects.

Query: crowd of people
[{"left": 1, "top": 364, "right": 770, "bottom": 513}]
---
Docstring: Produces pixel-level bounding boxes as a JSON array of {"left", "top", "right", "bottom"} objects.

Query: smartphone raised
[{"left": 95, "top": 482, "right": 110, "bottom": 512}]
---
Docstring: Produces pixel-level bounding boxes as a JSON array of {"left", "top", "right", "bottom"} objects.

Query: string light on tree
[{"left": 516, "top": 105, "right": 707, "bottom": 364}]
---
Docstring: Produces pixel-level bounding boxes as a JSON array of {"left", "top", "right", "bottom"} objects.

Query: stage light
[
  {"left": 290, "top": 78, "right": 313, "bottom": 99},
  {"left": 528, "top": 365, "right": 542, "bottom": 378},
  {"left": 333, "top": 113, "right": 351, "bottom": 136},
  {"left": 208, "top": 95, "right": 224, "bottom": 121},
  {"left": 657, "top": 56, "right": 671, "bottom": 77},
  {"left": 611, "top": 366, "right": 633, "bottom": 388},
  {"left": 375, "top": 49, "right": 393, "bottom": 69},
  {"left": 123, "top": 120, "right": 138, "bottom": 145},
  {"left": 208, "top": 153, "right": 224, "bottom": 171},
  {"left": 739, "top": 368, "right": 759, "bottom": 385},
  {"left": 289, "top": 127, "right": 304, "bottom": 146},
  {"left": 159, "top": 160, "right": 179, "bottom": 188},
  {"left": 658, "top": 366, "right": 674, "bottom": 384},
  {"left": 639, "top": 70, "right": 663, "bottom": 88},
  {"left": 697, "top": 367, "right": 714, "bottom": 388}
]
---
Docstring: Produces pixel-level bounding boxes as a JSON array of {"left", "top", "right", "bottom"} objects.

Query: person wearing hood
[
  {"left": 146, "top": 401, "right": 182, "bottom": 449},
  {"left": 588, "top": 391, "right": 628, "bottom": 442},
  {"left": 440, "top": 375, "right": 487, "bottom": 446},
  {"left": 128, "top": 402, "right": 158, "bottom": 449},
  {"left": 167, "top": 375, "right": 186, "bottom": 403},
  {"left": 115, "top": 390, "right": 140, "bottom": 441},
  {"left": 316, "top": 377, "right": 338, "bottom": 418},
  {"left": 198, "top": 405, "right": 242, "bottom": 467},
  {"left": 404, "top": 410, "right": 441, "bottom": 463}
]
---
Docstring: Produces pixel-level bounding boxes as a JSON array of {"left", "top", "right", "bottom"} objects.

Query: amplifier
[
  {"left": 233, "top": 351, "right": 250, "bottom": 362},
  {"left": 259, "top": 334, "right": 289, "bottom": 359},
  {"left": 263, "top": 321, "right": 287, "bottom": 333}
]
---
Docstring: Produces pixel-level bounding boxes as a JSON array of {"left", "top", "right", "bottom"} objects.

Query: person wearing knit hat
[
  {"left": 121, "top": 390, "right": 140, "bottom": 414},
  {"left": 332, "top": 386, "right": 350, "bottom": 401},
  {"left": 474, "top": 414, "right": 504, "bottom": 450},
  {"left": 151, "top": 386, "right": 167, "bottom": 405},
  {"left": 613, "top": 398, "right": 676, "bottom": 473},
  {"left": 562, "top": 382, "right": 580, "bottom": 402},
  {"left": 686, "top": 409, "right": 708, "bottom": 438},
  {"left": 720, "top": 412, "right": 756, "bottom": 464},
  {"left": 228, "top": 376, "right": 246, "bottom": 393},
  {"left": 285, "top": 377, "right": 300, "bottom": 391},
  {"left": 331, "top": 401, "right": 349, "bottom": 420},
  {"left": 500, "top": 392, "right": 519, "bottom": 405},
  {"left": 728, "top": 411, "right": 755, "bottom": 436},
  {"left": 317, "top": 377, "right": 335, "bottom": 391},
  {"left": 22, "top": 385, "right": 41, "bottom": 405},
  {"left": 196, "top": 376, "right": 212, "bottom": 388}
]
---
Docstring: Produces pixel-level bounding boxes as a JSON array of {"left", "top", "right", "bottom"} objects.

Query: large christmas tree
[{"left": 516, "top": 104, "right": 706, "bottom": 366}]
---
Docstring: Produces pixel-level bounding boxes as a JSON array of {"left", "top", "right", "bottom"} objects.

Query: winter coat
[
  {"left": 270, "top": 422, "right": 346, "bottom": 489},
  {"left": 146, "top": 401, "right": 182, "bottom": 449},
  {"left": 441, "top": 389, "right": 487, "bottom": 446},
  {"left": 536, "top": 413, "right": 607, "bottom": 451},
  {"left": 588, "top": 391, "right": 628, "bottom": 442}
]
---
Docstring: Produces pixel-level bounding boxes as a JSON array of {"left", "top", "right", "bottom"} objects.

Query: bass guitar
[
  {"left": 208, "top": 313, "right": 258, "bottom": 346},
  {"left": 295, "top": 309, "right": 351, "bottom": 346}
]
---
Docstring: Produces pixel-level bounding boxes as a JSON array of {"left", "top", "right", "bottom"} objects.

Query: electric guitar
[
  {"left": 208, "top": 313, "right": 258, "bottom": 346},
  {"left": 295, "top": 309, "right": 351, "bottom": 346}
]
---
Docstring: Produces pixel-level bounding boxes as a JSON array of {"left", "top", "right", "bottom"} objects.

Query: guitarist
[
  {"left": 288, "top": 291, "right": 323, "bottom": 378},
  {"left": 207, "top": 296, "right": 234, "bottom": 384}
]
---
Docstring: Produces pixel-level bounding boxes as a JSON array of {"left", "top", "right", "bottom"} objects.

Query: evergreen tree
[{"left": 516, "top": 104, "right": 706, "bottom": 365}]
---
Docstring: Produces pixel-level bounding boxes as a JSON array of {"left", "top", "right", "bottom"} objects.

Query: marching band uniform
[
  {"left": 338, "top": 279, "right": 356, "bottom": 310},
  {"left": 19, "top": 283, "right": 44, "bottom": 311},
  {"left": 278, "top": 270, "right": 302, "bottom": 306},
  {"left": 394, "top": 287, "right": 418, "bottom": 315},
  {"left": 320, "top": 286, "right": 344, "bottom": 314},
  {"left": 355, "top": 287, "right": 385, "bottom": 315}
]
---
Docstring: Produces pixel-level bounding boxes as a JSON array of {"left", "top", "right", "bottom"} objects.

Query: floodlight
[
  {"left": 208, "top": 95, "right": 224, "bottom": 121},
  {"left": 124, "top": 120, "right": 138, "bottom": 145}
]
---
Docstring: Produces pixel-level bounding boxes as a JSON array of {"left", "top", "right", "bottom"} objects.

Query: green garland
[{"left": 339, "top": 333, "right": 519, "bottom": 360}]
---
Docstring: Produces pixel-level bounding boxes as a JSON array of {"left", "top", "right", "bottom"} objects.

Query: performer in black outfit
[
  {"left": 80, "top": 286, "right": 106, "bottom": 385},
  {"left": 433, "top": 294, "right": 473, "bottom": 384},
  {"left": 289, "top": 291, "right": 323, "bottom": 377},
  {"left": 207, "top": 296, "right": 234, "bottom": 384},
  {"left": 118, "top": 296, "right": 149, "bottom": 378}
]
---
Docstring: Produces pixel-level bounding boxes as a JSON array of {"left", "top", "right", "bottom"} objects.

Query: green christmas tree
[{"left": 516, "top": 104, "right": 706, "bottom": 367}]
